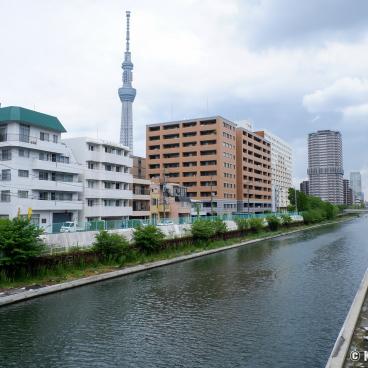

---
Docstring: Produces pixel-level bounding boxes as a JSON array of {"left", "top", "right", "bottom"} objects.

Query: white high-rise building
[
  {"left": 255, "top": 130, "right": 293, "bottom": 211},
  {"left": 307, "top": 130, "right": 344, "bottom": 205},
  {"left": 0, "top": 106, "right": 83, "bottom": 231},
  {"left": 350, "top": 171, "right": 364, "bottom": 203},
  {"left": 118, "top": 11, "right": 136, "bottom": 152},
  {"left": 63, "top": 137, "right": 133, "bottom": 222}
]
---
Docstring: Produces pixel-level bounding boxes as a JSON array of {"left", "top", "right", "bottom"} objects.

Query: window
[
  {"left": 0, "top": 149, "right": 11, "bottom": 161},
  {"left": 39, "top": 192, "right": 48, "bottom": 200},
  {"left": 40, "top": 132, "right": 49, "bottom": 141},
  {"left": 105, "top": 164, "right": 112, "bottom": 171},
  {"left": 18, "top": 191, "right": 28, "bottom": 198},
  {"left": 19, "top": 124, "right": 30, "bottom": 143},
  {"left": 88, "top": 162, "right": 95, "bottom": 170},
  {"left": 19, "top": 148, "right": 30, "bottom": 157},
  {"left": 87, "top": 199, "right": 94, "bottom": 207},
  {"left": 39, "top": 171, "right": 49, "bottom": 180},
  {"left": 18, "top": 170, "right": 29, "bottom": 178},
  {"left": 1, "top": 190, "right": 10, "bottom": 202},
  {"left": 1, "top": 169, "right": 11, "bottom": 181},
  {"left": 87, "top": 180, "right": 96, "bottom": 188},
  {"left": 53, "top": 134, "right": 58, "bottom": 143},
  {"left": 0, "top": 126, "right": 7, "bottom": 142}
]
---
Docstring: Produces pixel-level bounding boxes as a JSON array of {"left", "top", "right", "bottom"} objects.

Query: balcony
[
  {"left": 32, "top": 158, "right": 81, "bottom": 174},
  {"left": 87, "top": 150, "right": 132, "bottom": 166},
  {"left": 84, "top": 205, "right": 132, "bottom": 218},
  {"left": 0, "top": 133, "right": 70, "bottom": 154},
  {"left": 84, "top": 169, "right": 133, "bottom": 183},
  {"left": 84, "top": 188, "right": 133, "bottom": 199}
]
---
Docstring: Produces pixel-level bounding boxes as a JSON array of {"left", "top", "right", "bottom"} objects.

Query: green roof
[{"left": 0, "top": 106, "right": 66, "bottom": 133}]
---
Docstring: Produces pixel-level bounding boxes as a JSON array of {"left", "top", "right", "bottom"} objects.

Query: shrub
[
  {"left": 93, "top": 230, "right": 130, "bottom": 260},
  {"left": 302, "top": 209, "right": 325, "bottom": 224},
  {"left": 281, "top": 214, "right": 292, "bottom": 227},
  {"left": 133, "top": 225, "right": 165, "bottom": 253},
  {"left": 267, "top": 215, "right": 281, "bottom": 231},
  {"left": 212, "top": 219, "right": 228, "bottom": 235},
  {"left": 191, "top": 219, "right": 215, "bottom": 241},
  {"left": 248, "top": 218, "right": 264, "bottom": 233},
  {"left": 0, "top": 218, "right": 45, "bottom": 268},
  {"left": 235, "top": 218, "right": 249, "bottom": 231}
]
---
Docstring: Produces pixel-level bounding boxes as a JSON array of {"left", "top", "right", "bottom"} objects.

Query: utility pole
[
  {"left": 162, "top": 167, "right": 167, "bottom": 222},
  {"left": 210, "top": 175, "right": 214, "bottom": 217},
  {"left": 294, "top": 186, "right": 298, "bottom": 214},
  {"left": 247, "top": 181, "right": 250, "bottom": 217}
]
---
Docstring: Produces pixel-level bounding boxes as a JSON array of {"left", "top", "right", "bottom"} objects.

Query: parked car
[
  {"left": 157, "top": 220, "right": 174, "bottom": 226},
  {"left": 60, "top": 221, "right": 83, "bottom": 233}
]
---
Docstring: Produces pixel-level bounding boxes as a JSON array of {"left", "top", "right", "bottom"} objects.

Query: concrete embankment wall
[{"left": 325, "top": 268, "right": 368, "bottom": 367}]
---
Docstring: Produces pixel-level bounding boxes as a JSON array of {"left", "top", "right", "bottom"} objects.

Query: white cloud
[{"left": 302, "top": 77, "right": 368, "bottom": 113}]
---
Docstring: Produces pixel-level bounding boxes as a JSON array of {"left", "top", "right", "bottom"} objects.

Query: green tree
[
  {"left": 93, "top": 230, "right": 130, "bottom": 260},
  {"left": 191, "top": 219, "right": 215, "bottom": 241},
  {"left": 280, "top": 214, "right": 292, "bottom": 227},
  {"left": 248, "top": 218, "right": 264, "bottom": 233},
  {"left": 235, "top": 218, "right": 249, "bottom": 231},
  {"left": 267, "top": 215, "right": 281, "bottom": 231},
  {"left": 0, "top": 218, "right": 44, "bottom": 267},
  {"left": 212, "top": 219, "right": 228, "bottom": 235},
  {"left": 133, "top": 225, "right": 165, "bottom": 253}
]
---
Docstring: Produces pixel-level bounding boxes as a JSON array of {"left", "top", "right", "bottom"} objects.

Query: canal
[{"left": 0, "top": 217, "right": 367, "bottom": 368}]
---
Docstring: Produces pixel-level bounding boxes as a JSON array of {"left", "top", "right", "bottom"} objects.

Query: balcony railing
[{"left": 0, "top": 133, "right": 62, "bottom": 146}]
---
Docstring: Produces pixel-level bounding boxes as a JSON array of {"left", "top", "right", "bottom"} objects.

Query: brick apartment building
[
  {"left": 146, "top": 116, "right": 238, "bottom": 215},
  {"left": 236, "top": 127, "right": 272, "bottom": 213}
]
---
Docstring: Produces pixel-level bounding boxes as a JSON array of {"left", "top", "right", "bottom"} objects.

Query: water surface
[{"left": 0, "top": 217, "right": 367, "bottom": 367}]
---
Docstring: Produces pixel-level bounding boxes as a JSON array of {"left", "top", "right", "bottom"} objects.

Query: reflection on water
[{"left": 0, "top": 217, "right": 367, "bottom": 368}]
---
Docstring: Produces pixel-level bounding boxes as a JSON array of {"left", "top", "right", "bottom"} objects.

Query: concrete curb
[
  {"left": 325, "top": 268, "right": 368, "bottom": 368},
  {"left": 0, "top": 218, "right": 354, "bottom": 308}
]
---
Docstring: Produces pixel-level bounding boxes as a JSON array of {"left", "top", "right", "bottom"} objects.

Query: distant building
[
  {"left": 343, "top": 179, "right": 353, "bottom": 206},
  {"left": 255, "top": 130, "right": 292, "bottom": 211},
  {"left": 236, "top": 127, "right": 272, "bottom": 213},
  {"left": 63, "top": 137, "right": 133, "bottom": 222},
  {"left": 300, "top": 180, "right": 309, "bottom": 196},
  {"left": 307, "top": 130, "right": 344, "bottom": 205},
  {"left": 350, "top": 171, "right": 364, "bottom": 204},
  {"left": 0, "top": 106, "right": 83, "bottom": 231},
  {"left": 146, "top": 116, "right": 238, "bottom": 215},
  {"left": 131, "top": 155, "right": 151, "bottom": 220},
  {"left": 150, "top": 182, "right": 191, "bottom": 223}
]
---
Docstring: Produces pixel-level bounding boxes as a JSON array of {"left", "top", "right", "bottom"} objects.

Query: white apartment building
[
  {"left": 63, "top": 137, "right": 133, "bottom": 222},
  {"left": 0, "top": 106, "right": 83, "bottom": 231},
  {"left": 255, "top": 130, "right": 293, "bottom": 211}
]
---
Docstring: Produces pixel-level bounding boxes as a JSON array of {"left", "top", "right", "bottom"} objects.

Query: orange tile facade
[
  {"left": 236, "top": 127, "right": 272, "bottom": 212},
  {"left": 146, "top": 117, "right": 238, "bottom": 214}
]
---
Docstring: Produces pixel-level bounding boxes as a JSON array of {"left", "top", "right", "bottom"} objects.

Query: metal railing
[{"left": 43, "top": 211, "right": 299, "bottom": 234}]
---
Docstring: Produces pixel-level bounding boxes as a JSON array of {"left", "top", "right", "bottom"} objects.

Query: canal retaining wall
[{"left": 325, "top": 268, "right": 368, "bottom": 368}]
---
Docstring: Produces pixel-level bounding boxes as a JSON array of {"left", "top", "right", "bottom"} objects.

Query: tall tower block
[{"left": 119, "top": 11, "right": 136, "bottom": 151}]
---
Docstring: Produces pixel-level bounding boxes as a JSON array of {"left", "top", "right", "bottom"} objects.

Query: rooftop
[{"left": 0, "top": 106, "right": 66, "bottom": 133}]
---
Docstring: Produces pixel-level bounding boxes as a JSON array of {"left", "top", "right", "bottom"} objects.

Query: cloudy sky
[{"left": 1, "top": 0, "right": 368, "bottom": 196}]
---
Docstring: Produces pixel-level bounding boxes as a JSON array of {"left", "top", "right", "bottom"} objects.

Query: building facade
[
  {"left": 0, "top": 106, "right": 83, "bottom": 231},
  {"left": 350, "top": 171, "right": 364, "bottom": 204},
  {"left": 255, "top": 130, "right": 292, "bottom": 211},
  {"left": 63, "top": 137, "right": 133, "bottom": 222},
  {"left": 307, "top": 130, "right": 344, "bottom": 205},
  {"left": 146, "top": 116, "right": 237, "bottom": 215},
  {"left": 131, "top": 156, "right": 151, "bottom": 220},
  {"left": 343, "top": 179, "right": 353, "bottom": 206},
  {"left": 236, "top": 127, "right": 272, "bottom": 213},
  {"left": 119, "top": 11, "right": 136, "bottom": 151},
  {"left": 300, "top": 180, "right": 310, "bottom": 195},
  {"left": 149, "top": 182, "right": 191, "bottom": 222}
]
